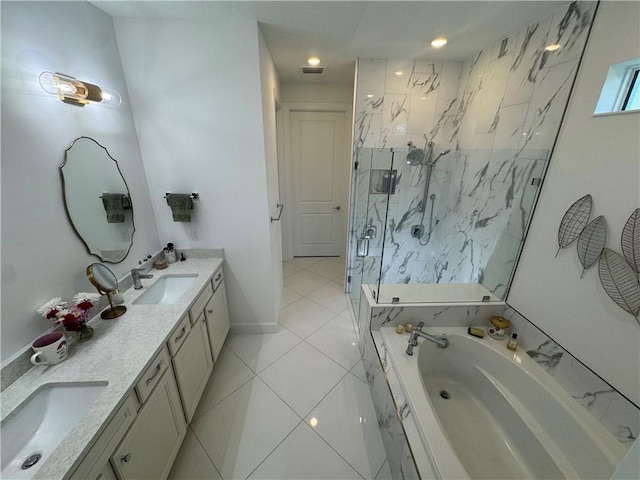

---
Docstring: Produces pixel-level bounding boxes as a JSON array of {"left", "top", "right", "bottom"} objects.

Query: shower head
[
  {"left": 406, "top": 142, "right": 425, "bottom": 165},
  {"left": 432, "top": 149, "right": 451, "bottom": 164}
]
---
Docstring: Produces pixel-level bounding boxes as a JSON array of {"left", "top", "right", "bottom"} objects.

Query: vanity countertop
[{"left": 0, "top": 257, "right": 224, "bottom": 480}]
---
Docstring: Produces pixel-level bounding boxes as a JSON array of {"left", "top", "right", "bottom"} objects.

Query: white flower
[
  {"left": 36, "top": 297, "right": 66, "bottom": 317},
  {"left": 73, "top": 292, "right": 101, "bottom": 304}
]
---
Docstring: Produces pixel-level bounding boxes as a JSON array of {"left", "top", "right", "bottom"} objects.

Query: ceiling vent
[{"left": 302, "top": 66, "right": 325, "bottom": 74}]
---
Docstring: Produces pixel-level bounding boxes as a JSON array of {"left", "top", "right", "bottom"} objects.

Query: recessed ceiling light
[
  {"left": 367, "top": 94, "right": 374, "bottom": 98},
  {"left": 307, "top": 56, "right": 321, "bottom": 66},
  {"left": 421, "top": 97, "right": 427, "bottom": 100},
  {"left": 545, "top": 44, "right": 561, "bottom": 52},
  {"left": 394, "top": 70, "right": 404, "bottom": 76},
  {"left": 431, "top": 37, "right": 448, "bottom": 48}
]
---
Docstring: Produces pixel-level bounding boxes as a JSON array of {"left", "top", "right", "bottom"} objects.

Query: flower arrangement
[{"left": 37, "top": 292, "right": 101, "bottom": 340}]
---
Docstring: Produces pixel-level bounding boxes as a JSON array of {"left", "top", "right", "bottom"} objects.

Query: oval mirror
[
  {"left": 86, "top": 263, "right": 126, "bottom": 319},
  {"left": 62, "top": 137, "right": 134, "bottom": 263}
]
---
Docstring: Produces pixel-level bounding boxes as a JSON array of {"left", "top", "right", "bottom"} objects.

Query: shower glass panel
[
  {"left": 374, "top": 147, "right": 549, "bottom": 304},
  {"left": 347, "top": 148, "right": 395, "bottom": 313}
]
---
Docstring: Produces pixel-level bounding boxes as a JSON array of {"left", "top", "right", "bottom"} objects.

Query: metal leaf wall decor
[
  {"left": 577, "top": 215, "right": 606, "bottom": 278},
  {"left": 599, "top": 248, "right": 640, "bottom": 323},
  {"left": 557, "top": 194, "right": 592, "bottom": 256},
  {"left": 621, "top": 208, "right": 640, "bottom": 274}
]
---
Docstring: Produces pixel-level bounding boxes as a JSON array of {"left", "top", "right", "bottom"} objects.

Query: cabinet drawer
[
  {"left": 69, "top": 394, "right": 139, "bottom": 480},
  {"left": 167, "top": 314, "right": 191, "bottom": 357},
  {"left": 188, "top": 282, "right": 213, "bottom": 325},
  {"left": 135, "top": 347, "right": 170, "bottom": 404},
  {"left": 212, "top": 268, "right": 224, "bottom": 291}
]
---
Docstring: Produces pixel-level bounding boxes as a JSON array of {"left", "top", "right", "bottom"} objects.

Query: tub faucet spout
[{"left": 406, "top": 321, "right": 449, "bottom": 355}]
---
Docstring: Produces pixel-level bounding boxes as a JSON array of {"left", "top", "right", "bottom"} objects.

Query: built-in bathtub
[{"left": 380, "top": 327, "right": 627, "bottom": 479}]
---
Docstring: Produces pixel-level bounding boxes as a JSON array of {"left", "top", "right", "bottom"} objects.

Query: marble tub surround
[
  {"left": 0, "top": 257, "right": 223, "bottom": 479},
  {"left": 503, "top": 306, "right": 640, "bottom": 448},
  {"left": 379, "top": 327, "right": 626, "bottom": 479},
  {"left": 350, "top": 1, "right": 596, "bottom": 301},
  {"left": 359, "top": 286, "right": 639, "bottom": 451},
  {"left": 361, "top": 328, "right": 420, "bottom": 480}
]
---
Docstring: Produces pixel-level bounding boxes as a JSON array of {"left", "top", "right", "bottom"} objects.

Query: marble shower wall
[{"left": 350, "top": 2, "right": 596, "bottom": 299}]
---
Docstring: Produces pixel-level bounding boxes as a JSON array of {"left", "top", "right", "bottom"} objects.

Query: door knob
[{"left": 333, "top": 206, "right": 341, "bottom": 211}]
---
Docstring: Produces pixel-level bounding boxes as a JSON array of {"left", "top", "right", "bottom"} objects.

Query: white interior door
[{"left": 291, "top": 111, "right": 346, "bottom": 256}]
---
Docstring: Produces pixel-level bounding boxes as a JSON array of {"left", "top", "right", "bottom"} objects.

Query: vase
[{"left": 77, "top": 325, "right": 94, "bottom": 342}]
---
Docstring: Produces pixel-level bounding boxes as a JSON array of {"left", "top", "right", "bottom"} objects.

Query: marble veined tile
[
  {"left": 600, "top": 395, "right": 640, "bottom": 447},
  {"left": 542, "top": 1, "right": 595, "bottom": 69},
  {"left": 247, "top": 423, "right": 362, "bottom": 480}
]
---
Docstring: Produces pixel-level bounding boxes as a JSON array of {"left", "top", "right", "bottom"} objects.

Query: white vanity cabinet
[
  {"left": 204, "top": 270, "right": 230, "bottom": 360},
  {"left": 69, "top": 394, "right": 139, "bottom": 480},
  {"left": 171, "top": 311, "right": 214, "bottom": 422},
  {"left": 110, "top": 347, "right": 186, "bottom": 480}
]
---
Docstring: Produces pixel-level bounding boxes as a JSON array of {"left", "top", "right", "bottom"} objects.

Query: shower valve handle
[{"left": 333, "top": 206, "right": 341, "bottom": 211}]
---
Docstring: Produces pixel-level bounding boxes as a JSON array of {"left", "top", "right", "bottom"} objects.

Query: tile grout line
[
  {"left": 191, "top": 348, "right": 257, "bottom": 422},
  {"left": 186, "top": 424, "right": 224, "bottom": 479}
]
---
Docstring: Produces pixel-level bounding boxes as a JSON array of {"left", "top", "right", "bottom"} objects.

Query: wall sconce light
[{"left": 39, "top": 72, "right": 121, "bottom": 107}]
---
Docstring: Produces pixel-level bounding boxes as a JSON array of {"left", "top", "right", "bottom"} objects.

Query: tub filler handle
[{"left": 406, "top": 321, "right": 449, "bottom": 355}]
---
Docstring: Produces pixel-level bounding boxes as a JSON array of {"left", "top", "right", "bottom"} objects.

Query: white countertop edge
[{"left": 1, "top": 257, "right": 223, "bottom": 480}]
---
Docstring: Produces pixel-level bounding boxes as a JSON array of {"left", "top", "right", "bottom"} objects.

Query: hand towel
[
  {"left": 166, "top": 194, "right": 193, "bottom": 222},
  {"left": 101, "top": 193, "right": 126, "bottom": 223}
]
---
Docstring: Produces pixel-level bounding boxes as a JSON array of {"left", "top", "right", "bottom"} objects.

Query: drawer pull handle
[
  {"left": 121, "top": 453, "right": 132, "bottom": 463},
  {"left": 215, "top": 273, "right": 222, "bottom": 282},
  {"left": 207, "top": 309, "right": 213, "bottom": 314},
  {"left": 175, "top": 326, "right": 187, "bottom": 342},
  {"left": 145, "top": 363, "right": 162, "bottom": 386}
]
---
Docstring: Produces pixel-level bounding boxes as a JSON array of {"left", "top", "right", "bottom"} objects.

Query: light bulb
[
  {"left": 100, "top": 88, "right": 122, "bottom": 106},
  {"left": 545, "top": 44, "right": 561, "bottom": 52},
  {"left": 431, "top": 37, "right": 448, "bottom": 48},
  {"left": 307, "top": 56, "right": 321, "bottom": 66}
]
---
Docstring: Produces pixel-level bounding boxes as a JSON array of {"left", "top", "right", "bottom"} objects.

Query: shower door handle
[
  {"left": 357, "top": 238, "right": 369, "bottom": 257},
  {"left": 333, "top": 206, "right": 341, "bottom": 211}
]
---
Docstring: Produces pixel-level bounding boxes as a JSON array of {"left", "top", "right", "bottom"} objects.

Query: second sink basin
[
  {"left": 132, "top": 274, "right": 198, "bottom": 305},
  {"left": 1, "top": 383, "right": 107, "bottom": 479}
]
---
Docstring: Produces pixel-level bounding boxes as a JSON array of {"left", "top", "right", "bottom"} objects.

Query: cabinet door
[
  {"left": 204, "top": 282, "right": 230, "bottom": 360},
  {"left": 111, "top": 371, "right": 186, "bottom": 480},
  {"left": 172, "top": 312, "right": 214, "bottom": 422}
]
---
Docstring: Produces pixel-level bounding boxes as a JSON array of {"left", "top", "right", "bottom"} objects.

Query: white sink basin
[
  {"left": 1, "top": 383, "right": 107, "bottom": 479},
  {"left": 132, "top": 274, "right": 198, "bottom": 305}
]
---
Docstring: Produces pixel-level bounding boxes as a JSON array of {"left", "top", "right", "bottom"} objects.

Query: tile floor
[{"left": 169, "top": 257, "right": 390, "bottom": 480}]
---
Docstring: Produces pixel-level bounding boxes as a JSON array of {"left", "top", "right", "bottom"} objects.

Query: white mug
[{"left": 30, "top": 331, "right": 68, "bottom": 365}]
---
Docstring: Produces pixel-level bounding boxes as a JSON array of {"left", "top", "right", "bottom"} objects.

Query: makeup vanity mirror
[
  {"left": 87, "top": 263, "right": 127, "bottom": 319},
  {"left": 62, "top": 137, "right": 134, "bottom": 263}
]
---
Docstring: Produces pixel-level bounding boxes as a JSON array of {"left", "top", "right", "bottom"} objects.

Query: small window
[
  {"left": 594, "top": 58, "right": 640, "bottom": 114},
  {"left": 621, "top": 68, "right": 639, "bottom": 111}
]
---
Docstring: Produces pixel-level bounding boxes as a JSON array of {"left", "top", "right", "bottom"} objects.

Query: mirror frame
[
  {"left": 61, "top": 136, "right": 135, "bottom": 263},
  {"left": 86, "top": 263, "right": 127, "bottom": 319}
]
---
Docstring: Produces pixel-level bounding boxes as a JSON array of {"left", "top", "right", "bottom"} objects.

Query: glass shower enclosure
[{"left": 347, "top": 145, "right": 549, "bottom": 313}]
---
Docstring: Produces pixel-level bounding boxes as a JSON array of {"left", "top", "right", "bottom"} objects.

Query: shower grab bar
[{"left": 270, "top": 203, "right": 284, "bottom": 223}]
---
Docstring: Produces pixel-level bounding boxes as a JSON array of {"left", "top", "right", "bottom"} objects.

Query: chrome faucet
[
  {"left": 406, "top": 321, "right": 449, "bottom": 355},
  {"left": 131, "top": 268, "right": 153, "bottom": 290}
]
